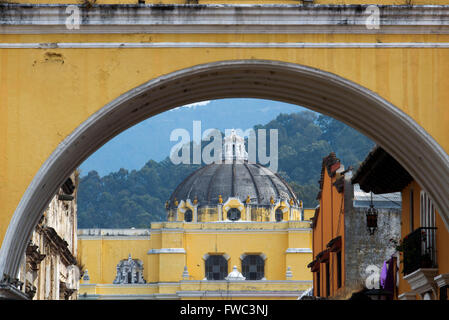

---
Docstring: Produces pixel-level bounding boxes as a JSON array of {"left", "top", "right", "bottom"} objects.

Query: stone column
[
  {"left": 193, "top": 204, "right": 198, "bottom": 223},
  {"left": 218, "top": 204, "right": 223, "bottom": 221},
  {"left": 246, "top": 204, "right": 251, "bottom": 221}
]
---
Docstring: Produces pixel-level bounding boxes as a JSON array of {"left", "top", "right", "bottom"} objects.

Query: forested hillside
[{"left": 77, "top": 111, "right": 374, "bottom": 228}]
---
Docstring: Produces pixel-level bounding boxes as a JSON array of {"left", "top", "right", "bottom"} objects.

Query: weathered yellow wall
[
  {"left": 2, "top": 17, "right": 449, "bottom": 256},
  {"left": 149, "top": 221, "right": 312, "bottom": 282},
  {"left": 398, "top": 181, "right": 449, "bottom": 299},
  {"left": 78, "top": 237, "right": 150, "bottom": 284}
]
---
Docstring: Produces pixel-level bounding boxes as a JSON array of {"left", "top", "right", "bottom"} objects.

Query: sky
[{"left": 78, "top": 98, "right": 307, "bottom": 177}]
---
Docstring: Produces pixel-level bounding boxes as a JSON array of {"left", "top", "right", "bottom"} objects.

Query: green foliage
[
  {"left": 77, "top": 111, "right": 374, "bottom": 228},
  {"left": 77, "top": 162, "right": 200, "bottom": 228}
]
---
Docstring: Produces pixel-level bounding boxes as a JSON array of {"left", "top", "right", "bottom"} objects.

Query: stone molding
[
  {"left": 147, "top": 248, "right": 186, "bottom": 254},
  {"left": 285, "top": 248, "right": 312, "bottom": 253},
  {"left": 434, "top": 273, "right": 449, "bottom": 288},
  {"left": 403, "top": 268, "right": 439, "bottom": 297},
  {"left": 398, "top": 292, "right": 417, "bottom": 300},
  {"left": 2, "top": 4, "right": 449, "bottom": 35}
]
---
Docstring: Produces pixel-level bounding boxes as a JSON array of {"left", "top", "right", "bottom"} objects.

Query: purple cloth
[
  {"left": 380, "top": 260, "right": 388, "bottom": 288},
  {"left": 384, "top": 258, "right": 395, "bottom": 298}
]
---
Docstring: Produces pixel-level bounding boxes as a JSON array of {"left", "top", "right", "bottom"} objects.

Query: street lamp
[{"left": 366, "top": 192, "right": 378, "bottom": 236}]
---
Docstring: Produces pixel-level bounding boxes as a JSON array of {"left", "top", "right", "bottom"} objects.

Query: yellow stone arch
[{"left": 2, "top": 3, "right": 449, "bottom": 289}]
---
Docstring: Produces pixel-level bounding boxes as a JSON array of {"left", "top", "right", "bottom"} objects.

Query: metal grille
[
  {"left": 205, "top": 255, "right": 228, "bottom": 280},
  {"left": 275, "top": 208, "right": 283, "bottom": 222},
  {"left": 242, "top": 255, "right": 264, "bottom": 280},
  {"left": 184, "top": 209, "right": 193, "bottom": 222},
  {"left": 227, "top": 208, "right": 241, "bottom": 221},
  {"left": 403, "top": 227, "right": 437, "bottom": 275}
]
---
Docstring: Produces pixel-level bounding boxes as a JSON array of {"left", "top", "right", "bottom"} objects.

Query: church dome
[
  {"left": 168, "top": 161, "right": 298, "bottom": 208},
  {"left": 166, "top": 130, "right": 302, "bottom": 222}
]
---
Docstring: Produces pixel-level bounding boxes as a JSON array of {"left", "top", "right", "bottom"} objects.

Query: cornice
[{"left": 2, "top": 4, "right": 449, "bottom": 34}]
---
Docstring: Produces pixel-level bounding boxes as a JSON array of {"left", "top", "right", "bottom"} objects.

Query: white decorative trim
[
  {"left": 398, "top": 292, "right": 417, "bottom": 300},
  {"left": 240, "top": 253, "right": 267, "bottom": 261},
  {"left": 202, "top": 253, "right": 230, "bottom": 260},
  {"left": 79, "top": 236, "right": 150, "bottom": 240},
  {"left": 180, "top": 280, "right": 313, "bottom": 284},
  {"left": 403, "top": 268, "right": 439, "bottom": 297},
  {"left": 147, "top": 248, "right": 186, "bottom": 254},
  {"left": 222, "top": 197, "right": 245, "bottom": 210},
  {"left": 285, "top": 248, "right": 312, "bottom": 253},
  {"left": 176, "top": 290, "right": 309, "bottom": 298},
  {"left": 434, "top": 273, "right": 449, "bottom": 288},
  {"left": 78, "top": 228, "right": 150, "bottom": 236},
  {"left": 184, "top": 229, "right": 311, "bottom": 234},
  {"left": 225, "top": 266, "right": 246, "bottom": 281},
  {"left": 79, "top": 293, "right": 180, "bottom": 300},
  {"left": 2, "top": 4, "right": 449, "bottom": 35}
]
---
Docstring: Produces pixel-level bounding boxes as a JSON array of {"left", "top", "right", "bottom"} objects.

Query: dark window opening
[
  {"left": 227, "top": 208, "right": 241, "bottom": 221},
  {"left": 325, "top": 262, "right": 330, "bottom": 297},
  {"left": 275, "top": 208, "right": 283, "bottom": 222},
  {"left": 410, "top": 189, "right": 414, "bottom": 232},
  {"left": 316, "top": 271, "right": 321, "bottom": 297},
  {"left": 205, "top": 255, "right": 228, "bottom": 280},
  {"left": 337, "top": 251, "right": 342, "bottom": 289},
  {"left": 185, "top": 209, "right": 193, "bottom": 222},
  {"left": 440, "top": 286, "right": 448, "bottom": 300},
  {"left": 242, "top": 255, "right": 265, "bottom": 280}
]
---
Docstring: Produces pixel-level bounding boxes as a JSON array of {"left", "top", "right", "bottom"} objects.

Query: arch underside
[{"left": 1, "top": 59, "right": 449, "bottom": 284}]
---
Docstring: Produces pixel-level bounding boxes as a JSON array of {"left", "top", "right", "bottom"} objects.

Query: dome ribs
[{"left": 243, "top": 162, "right": 261, "bottom": 204}]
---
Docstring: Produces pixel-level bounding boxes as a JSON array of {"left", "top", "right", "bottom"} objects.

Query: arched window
[
  {"left": 242, "top": 255, "right": 265, "bottom": 280},
  {"left": 275, "top": 208, "right": 283, "bottom": 222},
  {"left": 205, "top": 255, "right": 228, "bottom": 280},
  {"left": 420, "top": 191, "right": 437, "bottom": 266},
  {"left": 227, "top": 208, "right": 241, "bottom": 221},
  {"left": 184, "top": 209, "right": 193, "bottom": 222}
]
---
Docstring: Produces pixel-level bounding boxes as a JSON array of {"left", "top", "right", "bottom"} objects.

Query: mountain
[
  {"left": 77, "top": 111, "right": 374, "bottom": 228},
  {"left": 79, "top": 99, "right": 304, "bottom": 177}
]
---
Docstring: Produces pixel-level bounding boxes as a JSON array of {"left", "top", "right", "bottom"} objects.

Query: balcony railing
[{"left": 402, "top": 227, "right": 437, "bottom": 276}]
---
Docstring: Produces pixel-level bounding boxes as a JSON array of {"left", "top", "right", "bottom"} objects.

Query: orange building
[
  {"left": 352, "top": 146, "right": 449, "bottom": 300},
  {"left": 309, "top": 152, "right": 402, "bottom": 299}
]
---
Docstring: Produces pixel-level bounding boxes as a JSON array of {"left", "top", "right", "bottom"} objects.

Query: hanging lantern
[{"left": 366, "top": 192, "right": 378, "bottom": 235}]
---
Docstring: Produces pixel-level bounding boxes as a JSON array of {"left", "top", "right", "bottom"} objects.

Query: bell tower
[{"left": 223, "top": 129, "right": 248, "bottom": 163}]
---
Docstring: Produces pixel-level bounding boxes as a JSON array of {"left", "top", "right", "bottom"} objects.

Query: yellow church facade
[
  {"left": 78, "top": 221, "right": 313, "bottom": 300},
  {"left": 77, "top": 131, "right": 314, "bottom": 299}
]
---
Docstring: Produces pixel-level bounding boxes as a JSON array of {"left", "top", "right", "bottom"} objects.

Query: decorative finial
[
  {"left": 82, "top": 269, "right": 90, "bottom": 282},
  {"left": 246, "top": 195, "right": 251, "bottom": 204},
  {"left": 174, "top": 198, "right": 178, "bottom": 207},
  {"left": 300, "top": 200, "right": 303, "bottom": 208},
  {"left": 286, "top": 266, "right": 293, "bottom": 280},
  {"left": 289, "top": 198, "right": 294, "bottom": 206},
  {"left": 225, "top": 266, "right": 246, "bottom": 281},
  {"left": 218, "top": 195, "right": 223, "bottom": 204},
  {"left": 270, "top": 196, "right": 275, "bottom": 205},
  {"left": 193, "top": 196, "right": 198, "bottom": 205},
  {"left": 182, "top": 266, "right": 190, "bottom": 280}
]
